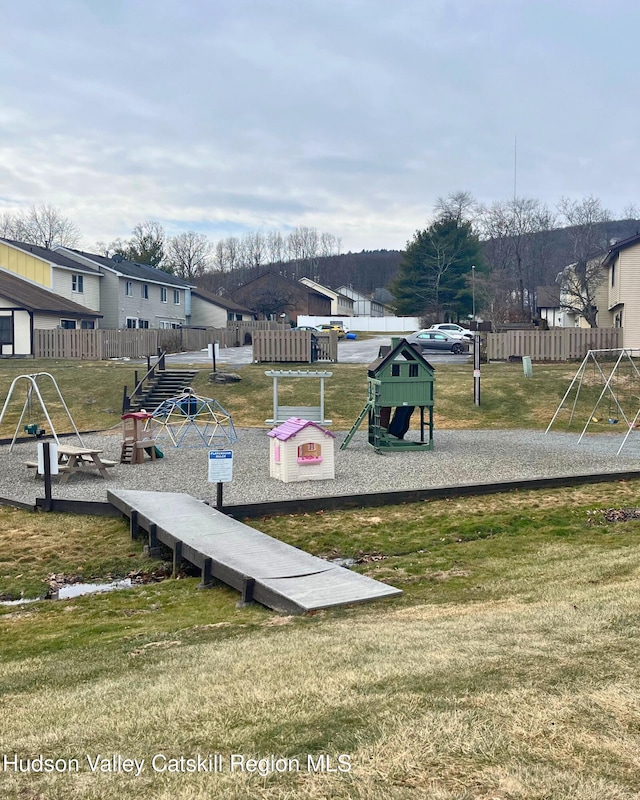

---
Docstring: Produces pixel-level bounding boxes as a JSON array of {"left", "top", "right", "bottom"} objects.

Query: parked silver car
[{"left": 405, "top": 329, "right": 469, "bottom": 355}]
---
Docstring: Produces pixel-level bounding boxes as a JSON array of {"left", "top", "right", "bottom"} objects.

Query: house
[
  {"left": 268, "top": 417, "right": 336, "bottom": 483},
  {"left": 232, "top": 271, "right": 331, "bottom": 323},
  {"left": 0, "top": 268, "right": 102, "bottom": 356},
  {"left": 336, "top": 285, "right": 384, "bottom": 317},
  {"left": 599, "top": 233, "right": 640, "bottom": 345},
  {"left": 536, "top": 285, "right": 562, "bottom": 328},
  {"left": 298, "top": 277, "right": 354, "bottom": 317},
  {"left": 57, "top": 249, "right": 194, "bottom": 329},
  {"left": 189, "top": 287, "right": 255, "bottom": 327},
  {"left": 0, "top": 238, "right": 102, "bottom": 313}
]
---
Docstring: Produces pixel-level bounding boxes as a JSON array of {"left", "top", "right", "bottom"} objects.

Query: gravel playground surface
[{"left": 2, "top": 426, "right": 640, "bottom": 509}]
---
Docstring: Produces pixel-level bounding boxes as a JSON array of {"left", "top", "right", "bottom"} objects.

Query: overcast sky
[{"left": 1, "top": 0, "right": 639, "bottom": 253}]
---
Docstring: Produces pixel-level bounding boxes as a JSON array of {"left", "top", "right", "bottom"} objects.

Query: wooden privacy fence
[
  {"left": 486, "top": 327, "right": 623, "bottom": 362},
  {"left": 32, "top": 323, "right": 279, "bottom": 360},
  {"left": 253, "top": 330, "right": 338, "bottom": 363}
]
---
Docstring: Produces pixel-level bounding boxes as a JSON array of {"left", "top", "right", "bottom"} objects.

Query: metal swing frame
[{"left": 0, "top": 372, "right": 85, "bottom": 452}]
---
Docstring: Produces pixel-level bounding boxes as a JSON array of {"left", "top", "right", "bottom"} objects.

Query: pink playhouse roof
[{"left": 267, "top": 417, "right": 336, "bottom": 442}]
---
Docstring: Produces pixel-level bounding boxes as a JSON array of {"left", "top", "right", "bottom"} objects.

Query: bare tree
[
  {"left": 434, "top": 190, "right": 480, "bottom": 226},
  {"left": 556, "top": 196, "right": 612, "bottom": 327},
  {"left": 165, "top": 231, "right": 214, "bottom": 280},
  {"left": 9, "top": 204, "right": 81, "bottom": 249}
]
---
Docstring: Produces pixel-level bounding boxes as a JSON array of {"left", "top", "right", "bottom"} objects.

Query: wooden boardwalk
[{"left": 107, "top": 489, "right": 401, "bottom": 614}]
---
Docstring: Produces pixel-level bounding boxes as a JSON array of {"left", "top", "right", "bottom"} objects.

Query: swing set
[
  {"left": 546, "top": 348, "right": 640, "bottom": 454},
  {"left": 0, "top": 373, "right": 84, "bottom": 452}
]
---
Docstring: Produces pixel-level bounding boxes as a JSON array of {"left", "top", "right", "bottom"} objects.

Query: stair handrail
[{"left": 122, "top": 350, "right": 166, "bottom": 413}]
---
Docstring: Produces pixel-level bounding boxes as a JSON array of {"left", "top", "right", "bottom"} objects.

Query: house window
[
  {"left": 141, "top": 284, "right": 149, "bottom": 299},
  {"left": 81, "top": 320, "right": 95, "bottom": 329},
  {"left": 60, "top": 319, "right": 77, "bottom": 329},
  {"left": 72, "top": 274, "right": 83, "bottom": 293},
  {"left": 0, "top": 316, "right": 12, "bottom": 345},
  {"left": 126, "top": 317, "right": 138, "bottom": 329},
  {"left": 160, "top": 287, "right": 167, "bottom": 303},
  {"left": 125, "top": 281, "right": 133, "bottom": 297},
  {"left": 611, "top": 263, "right": 616, "bottom": 287},
  {"left": 160, "top": 321, "right": 180, "bottom": 329},
  {"left": 173, "top": 290, "right": 180, "bottom": 305},
  {"left": 297, "top": 441, "right": 322, "bottom": 464},
  {"left": 138, "top": 319, "right": 149, "bottom": 329}
]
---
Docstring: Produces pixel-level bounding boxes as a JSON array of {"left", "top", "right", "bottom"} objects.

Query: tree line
[{"left": 392, "top": 192, "right": 640, "bottom": 328}]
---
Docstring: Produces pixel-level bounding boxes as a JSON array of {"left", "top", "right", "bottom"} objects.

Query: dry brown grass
[{"left": 2, "top": 534, "right": 640, "bottom": 799}]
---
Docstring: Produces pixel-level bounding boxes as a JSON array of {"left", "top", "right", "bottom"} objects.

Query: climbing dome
[{"left": 147, "top": 388, "right": 238, "bottom": 448}]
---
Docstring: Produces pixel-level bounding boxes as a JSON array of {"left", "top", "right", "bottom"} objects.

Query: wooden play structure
[
  {"left": 341, "top": 339, "right": 435, "bottom": 453},
  {"left": 268, "top": 417, "right": 336, "bottom": 483},
  {"left": 0, "top": 372, "right": 84, "bottom": 452},
  {"left": 120, "top": 411, "right": 162, "bottom": 464},
  {"left": 265, "top": 369, "right": 333, "bottom": 425}
]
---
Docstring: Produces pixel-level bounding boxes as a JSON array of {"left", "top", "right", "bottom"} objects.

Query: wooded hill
[{"left": 195, "top": 218, "right": 640, "bottom": 305}]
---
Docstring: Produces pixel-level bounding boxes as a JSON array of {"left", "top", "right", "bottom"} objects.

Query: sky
[{"left": 2, "top": 0, "right": 640, "bottom": 253}]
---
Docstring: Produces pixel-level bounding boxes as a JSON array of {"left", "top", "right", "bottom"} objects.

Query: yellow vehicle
[{"left": 317, "top": 323, "right": 346, "bottom": 339}]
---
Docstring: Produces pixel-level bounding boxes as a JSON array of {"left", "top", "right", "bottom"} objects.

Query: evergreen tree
[{"left": 392, "top": 214, "right": 483, "bottom": 319}]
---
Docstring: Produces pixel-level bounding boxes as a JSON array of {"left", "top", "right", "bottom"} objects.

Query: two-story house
[
  {"left": 57, "top": 249, "right": 194, "bottom": 329},
  {"left": 189, "top": 287, "right": 255, "bottom": 327},
  {"left": 0, "top": 238, "right": 102, "bottom": 322},
  {"left": 600, "top": 233, "right": 640, "bottom": 345}
]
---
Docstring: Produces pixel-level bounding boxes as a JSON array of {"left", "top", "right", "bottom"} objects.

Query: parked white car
[{"left": 428, "top": 323, "right": 474, "bottom": 341}]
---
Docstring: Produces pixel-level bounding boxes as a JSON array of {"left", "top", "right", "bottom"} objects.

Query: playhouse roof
[
  {"left": 368, "top": 339, "right": 435, "bottom": 377},
  {"left": 267, "top": 417, "right": 336, "bottom": 441}
]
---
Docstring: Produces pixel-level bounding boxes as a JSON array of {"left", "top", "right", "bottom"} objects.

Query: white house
[
  {"left": 336, "top": 285, "right": 384, "bottom": 317},
  {"left": 189, "top": 287, "right": 255, "bottom": 327}
]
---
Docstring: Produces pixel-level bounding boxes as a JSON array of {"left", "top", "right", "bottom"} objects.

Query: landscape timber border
[{"left": 2, "top": 469, "right": 640, "bottom": 519}]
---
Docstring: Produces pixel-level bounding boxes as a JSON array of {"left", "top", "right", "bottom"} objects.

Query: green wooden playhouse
[{"left": 341, "top": 338, "right": 435, "bottom": 452}]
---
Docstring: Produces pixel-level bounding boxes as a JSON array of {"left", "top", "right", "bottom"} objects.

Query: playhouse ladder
[{"left": 340, "top": 401, "right": 372, "bottom": 450}]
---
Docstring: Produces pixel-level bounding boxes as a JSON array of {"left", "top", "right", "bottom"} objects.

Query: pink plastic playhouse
[{"left": 268, "top": 417, "right": 336, "bottom": 483}]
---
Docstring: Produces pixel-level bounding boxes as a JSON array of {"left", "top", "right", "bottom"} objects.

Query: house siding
[
  {"left": 0, "top": 241, "right": 51, "bottom": 287},
  {"left": 51, "top": 268, "right": 101, "bottom": 311},
  {"left": 190, "top": 296, "right": 232, "bottom": 327},
  {"left": 100, "top": 271, "right": 120, "bottom": 328},
  {"left": 619, "top": 249, "right": 640, "bottom": 346}
]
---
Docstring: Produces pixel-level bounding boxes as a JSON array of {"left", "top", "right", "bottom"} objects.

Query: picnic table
[{"left": 25, "top": 444, "right": 116, "bottom": 484}]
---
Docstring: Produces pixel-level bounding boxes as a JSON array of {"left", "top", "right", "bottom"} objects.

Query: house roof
[
  {"left": 368, "top": 338, "right": 435, "bottom": 377},
  {"left": 0, "top": 269, "right": 102, "bottom": 317},
  {"left": 299, "top": 277, "right": 354, "bottom": 305},
  {"left": 0, "top": 238, "right": 102, "bottom": 274},
  {"left": 267, "top": 417, "right": 336, "bottom": 441},
  {"left": 234, "top": 270, "right": 329, "bottom": 301},
  {"left": 536, "top": 285, "right": 561, "bottom": 309},
  {"left": 190, "top": 286, "right": 254, "bottom": 314},
  {"left": 61, "top": 249, "right": 194, "bottom": 288},
  {"left": 602, "top": 232, "right": 640, "bottom": 268}
]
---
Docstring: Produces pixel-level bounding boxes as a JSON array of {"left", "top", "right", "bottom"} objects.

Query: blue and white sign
[{"left": 208, "top": 449, "right": 233, "bottom": 483}]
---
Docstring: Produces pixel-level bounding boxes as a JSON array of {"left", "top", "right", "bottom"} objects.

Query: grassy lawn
[
  {"left": 3, "top": 481, "right": 640, "bottom": 798},
  {"left": 0, "top": 357, "right": 621, "bottom": 435},
  {"left": 3, "top": 355, "right": 640, "bottom": 797}
]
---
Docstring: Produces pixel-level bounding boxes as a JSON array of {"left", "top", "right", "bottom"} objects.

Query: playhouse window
[
  {"left": 391, "top": 364, "right": 400, "bottom": 377},
  {"left": 297, "top": 441, "right": 322, "bottom": 464},
  {"left": 409, "top": 363, "right": 419, "bottom": 377},
  {"left": 274, "top": 443, "right": 281, "bottom": 463}
]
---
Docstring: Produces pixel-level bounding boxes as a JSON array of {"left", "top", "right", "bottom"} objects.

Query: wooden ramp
[{"left": 107, "top": 489, "right": 401, "bottom": 615}]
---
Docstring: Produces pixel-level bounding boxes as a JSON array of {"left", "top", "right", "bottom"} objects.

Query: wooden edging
[{"left": 1, "top": 468, "right": 639, "bottom": 519}]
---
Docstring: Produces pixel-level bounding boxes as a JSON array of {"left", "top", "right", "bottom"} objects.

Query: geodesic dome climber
[{"left": 147, "top": 387, "right": 238, "bottom": 448}]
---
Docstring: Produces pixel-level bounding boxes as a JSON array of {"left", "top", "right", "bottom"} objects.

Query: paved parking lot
[{"left": 165, "top": 335, "right": 471, "bottom": 367}]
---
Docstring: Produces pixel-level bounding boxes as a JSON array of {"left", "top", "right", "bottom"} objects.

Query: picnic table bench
[{"left": 25, "top": 444, "right": 116, "bottom": 484}]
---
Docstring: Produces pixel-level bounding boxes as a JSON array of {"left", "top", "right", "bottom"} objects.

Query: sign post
[
  {"left": 208, "top": 449, "right": 233, "bottom": 510},
  {"left": 473, "top": 334, "right": 481, "bottom": 407},
  {"left": 37, "top": 441, "right": 59, "bottom": 512}
]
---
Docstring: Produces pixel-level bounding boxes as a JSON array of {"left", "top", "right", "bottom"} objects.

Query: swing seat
[{"left": 23, "top": 423, "right": 45, "bottom": 437}]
